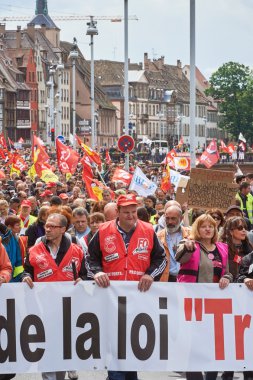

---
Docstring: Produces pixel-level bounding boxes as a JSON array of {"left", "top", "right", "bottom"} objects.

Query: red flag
[
  {"left": 164, "top": 149, "right": 177, "bottom": 168},
  {"left": 81, "top": 155, "right": 93, "bottom": 179},
  {"left": 8, "top": 137, "right": 16, "bottom": 151},
  {"left": 0, "top": 148, "right": 6, "bottom": 160},
  {"left": 227, "top": 143, "right": 236, "bottom": 155},
  {"left": 32, "top": 135, "right": 49, "bottom": 163},
  {"left": 105, "top": 150, "right": 112, "bottom": 165},
  {"left": 111, "top": 167, "right": 132, "bottom": 186},
  {"left": 199, "top": 139, "right": 220, "bottom": 168},
  {"left": 76, "top": 135, "right": 102, "bottom": 166},
  {"left": 56, "top": 138, "right": 79, "bottom": 174},
  {"left": 0, "top": 133, "right": 7, "bottom": 149},
  {"left": 12, "top": 152, "right": 28, "bottom": 172},
  {"left": 161, "top": 167, "right": 171, "bottom": 193},
  {"left": 220, "top": 140, "right": 229, "bottom": 153},
  {"left": 18, "top": 137, "right": 24, "bottom": 143},
  {"left": 83, "top": 176, "right": 107, "bottom": 201}
]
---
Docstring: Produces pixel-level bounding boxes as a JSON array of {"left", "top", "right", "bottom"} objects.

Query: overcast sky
[{"left": 1, "top": 0, "right": 253, "bottom": 79}]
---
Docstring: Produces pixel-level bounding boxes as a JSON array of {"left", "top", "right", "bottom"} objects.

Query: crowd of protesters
[{"left": 2, "top": 144, "right": 253, "bottom": 380}]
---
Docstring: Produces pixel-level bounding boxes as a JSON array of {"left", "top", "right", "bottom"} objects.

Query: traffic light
[{"left": 51, "top": 128, "right": 55, "bottom": 142}]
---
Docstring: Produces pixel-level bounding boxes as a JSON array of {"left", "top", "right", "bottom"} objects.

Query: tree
[{"left": 205, "top": 62, "right": 253, "bottom": 142}]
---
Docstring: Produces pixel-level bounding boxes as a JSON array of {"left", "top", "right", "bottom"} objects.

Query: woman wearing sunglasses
[
  {"left": 219, "top": 216, "right": 253, "bottom": 380},
  {"left": 206, "top": 208, "right": 225, "bottom": 232}
]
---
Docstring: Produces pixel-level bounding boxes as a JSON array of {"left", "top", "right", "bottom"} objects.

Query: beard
[{"left": 166, "top": 223, "right": 181, "bottom": 234}]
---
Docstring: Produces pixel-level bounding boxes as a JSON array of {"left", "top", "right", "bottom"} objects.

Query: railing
[{"left": 16, "top": 100, "right": 30, "bottom": 108}]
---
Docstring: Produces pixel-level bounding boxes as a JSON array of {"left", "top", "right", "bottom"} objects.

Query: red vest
[
  {"left": 29, "top": 241, "right": 84, "bottom": 282},
  {"left": 99, "top": 220, "right": 154, "bottom": 281}
]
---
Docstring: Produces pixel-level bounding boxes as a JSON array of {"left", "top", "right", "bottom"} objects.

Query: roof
[
  {"left": 28, "top": 14, "right": 59, "bottom": 29},
  {"left": 128, "top": 70, "right": 148, "bottom": 83},
  {"left": 60, "top": 41, "right": 116, "bottom": 111}
]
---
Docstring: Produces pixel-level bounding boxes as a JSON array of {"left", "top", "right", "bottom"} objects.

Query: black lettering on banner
[
  {"left": 118, "top": 296, "right": 126, "bottom": 359},
  {"left": 0, "top": 299, "right": 16, "bottom": 363},
  {"left": 159, "top": 297, "right": 168, "bottom": 360},
  {"left": 76, "top": 313, "right": 101, "bottom": 360},
  {"left": 63, "top": 297, "right": 72, "bottom": 359},
  {"left": 131, "top": 313, "right": 155, "bottom": 360},
  {"left": 20, "top": 315, "right": 45, "bottom": 362}
]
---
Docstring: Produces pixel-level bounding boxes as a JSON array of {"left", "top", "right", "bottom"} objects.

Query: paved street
[{"left": 15, "top": 371, "right": 244, "bottom": 380}]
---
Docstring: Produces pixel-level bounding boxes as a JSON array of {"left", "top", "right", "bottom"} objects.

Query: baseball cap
[
  {"left": 21, "top": 200, "right": 32, "bottom": 208},
  {"left": 117, "top": 194, "right": 138, "bottom": 207},
  {"left": 225, "top": 205, "right": 242, "bottom": 215},
  {"left": 59, "top": 193, "right": 68, "bottom": 200},
  {"left": 46, "top": 182, "right": 57, "bottom": 188},
  {"left": 40, "top": 190, "right": 53, "bottom": 197}
]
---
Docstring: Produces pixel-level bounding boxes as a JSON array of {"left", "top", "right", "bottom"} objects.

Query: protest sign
[
  {"left": 176, "top": 168, "right": 238, "bottom": 211},
  {"left": 1, "top": 282, "right": 253, "bottom": 373}
]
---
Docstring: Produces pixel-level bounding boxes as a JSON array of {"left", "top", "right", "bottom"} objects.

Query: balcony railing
[
  {"left": 17, "top": 100, "right": 30, "bottom": 108},
  {"left": 17, "top": 119, "right": 31, "bottom": 128}
]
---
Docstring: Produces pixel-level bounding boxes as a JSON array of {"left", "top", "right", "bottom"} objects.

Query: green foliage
[{"left": 205, "top": 62, "right": 253, "bottom": 141}]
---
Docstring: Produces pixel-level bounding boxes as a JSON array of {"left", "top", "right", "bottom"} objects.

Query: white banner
[
  {"left": 1, "top": 282, "right": 253, "bottom": 373},
  {"left": 129, "top": 167, "right": 157, "bottom": 196},
  {"left": 170, "top": 169, "right": 189, "bottom": 190}
]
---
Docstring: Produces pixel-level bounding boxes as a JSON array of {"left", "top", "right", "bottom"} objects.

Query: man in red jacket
[{"left": 86, "top": 194, "right": 166, "bottom": 380}]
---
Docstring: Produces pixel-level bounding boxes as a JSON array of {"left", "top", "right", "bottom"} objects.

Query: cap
[
  {"left": 40, "top": 190, "right": 53, "bottom": 198},
  {"left": 21, "top": 200, "right": 32, "bottom": 208},
  {"left": 46, "top": 182, "right": 57, "bottom": 188},
  {"left": 225, "top": 205, "right": 243, "bottom": 215},
  {"left": 117, "top": 194, "right": 138, "bottom": 207},
  {"left": 59, "top": 193, "right": 68, "bottom": 200}
]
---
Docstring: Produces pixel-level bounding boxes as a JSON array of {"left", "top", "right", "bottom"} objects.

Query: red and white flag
[
  {"left": 56, "top": 138, "right": 79, "bottom": 174},
  {"left": 220, "top": 140, "right": 229, "bottom": 153},
  {"left": 111, "top": 167, "right": 132, "bottom": 187},
  {"left": 199, "top": 139, "right": 220, "bottom": 169},
  {"left": 0, "top": 133, "right": 7, "bottom": 149}
]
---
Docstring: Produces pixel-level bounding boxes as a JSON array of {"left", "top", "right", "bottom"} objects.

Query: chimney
[
  {"left": 144, "top": 52, "right": 150, "bottom": 70},
  {"left": 177, "top": 59, "right": 182, "bottom": 79},
  {"left": 157, "top": 56, "right": 165, "bottom": 70},
  {"left": 27, "top": 23, "right": 35, "bottom": 41},
  {"left": 0, "top": 24, "right": 5, "bottom": 35},
  {"left": 16, "top": 26, "right": 21, "bottom": 48}
]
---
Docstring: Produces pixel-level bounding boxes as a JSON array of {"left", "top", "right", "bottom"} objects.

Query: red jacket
[
  {"left": 29, "top": 241, "right": 83, "bottom": 282},
  {"left": 99, "top": 220, "right": 154, "bottom": 281}
]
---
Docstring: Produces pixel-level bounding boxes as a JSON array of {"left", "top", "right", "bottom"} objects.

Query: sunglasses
[
  {"left": 234, "top": 225, "right": 246, "bottom": 231},
  {"left": 212, "top": 215, "right": 221, "bottom": 221}
]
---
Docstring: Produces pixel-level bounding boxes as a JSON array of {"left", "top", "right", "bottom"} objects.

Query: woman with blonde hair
[{"left": 176, "top": 213, "right": 232, "bottom": 380}]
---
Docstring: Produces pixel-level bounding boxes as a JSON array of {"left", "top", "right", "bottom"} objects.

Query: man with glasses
[{"left": 21, "top": 213, "right": 86, "bottom": 380}]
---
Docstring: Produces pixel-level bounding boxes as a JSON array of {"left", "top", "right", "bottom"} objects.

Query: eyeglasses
[
  {"left": 45, "top": 224, "right": 63, "bottom": 229},
  {"left": 212, "top": 215, "right": 221, "bottom": 221},
  {"left": 234, "top": 225, "right": 246, "bottom": 231}
]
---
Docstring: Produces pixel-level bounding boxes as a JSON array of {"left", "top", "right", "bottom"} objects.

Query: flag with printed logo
[
  {"left": 199, "top": 139, "right": 220, "bottom": 169},
  {"left": 129, "top": 167, "right": 157, "bottom": 196},
  {"left": 56, "top": 138, "right": 79, "bottom": 174},
  {"left": 111, "top": 167, "right": 132, "bottom": 187},
  {"left": 76, "top": 135, "right": 102, "bottom": 167}
]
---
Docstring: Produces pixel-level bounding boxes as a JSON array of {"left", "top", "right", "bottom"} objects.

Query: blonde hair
[{"left": 190, "top": 213, "right": 218, "bottom": 244}]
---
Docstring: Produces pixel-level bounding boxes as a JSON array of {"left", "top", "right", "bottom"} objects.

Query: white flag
[
  {"left": 129, "top": 166, "right": 157, "bottom": 196},
  {"left": 238, "top": 132, "right": 246, "bottom": 143}
]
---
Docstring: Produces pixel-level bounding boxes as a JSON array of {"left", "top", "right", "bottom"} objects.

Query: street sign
[
  {"left": 117, "top": 135, "right": 135, "bottom": 153},
  {"left": 57, "top": 135, "right": 65, "bottom": 143},
  {"left": 79, "top": 120, "right": 90, "bottom": 126}
]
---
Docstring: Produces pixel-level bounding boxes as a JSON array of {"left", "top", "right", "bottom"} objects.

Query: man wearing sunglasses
[{"left": 21, "top": 213, "right": 86, "bottom": 380}]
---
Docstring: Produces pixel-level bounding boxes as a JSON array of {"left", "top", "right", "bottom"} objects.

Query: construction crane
[{"left": 0, "top": 15, "right": 138, "bottom": 22}]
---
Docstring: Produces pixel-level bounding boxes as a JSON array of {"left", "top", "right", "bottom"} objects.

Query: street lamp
[
  {"left": 69, "top": 38, "right": 79, "bottom": 149},
  {"left": 47, "top": 65, "right": 55, "bottom": 147},
  {"left": 203, "top": 115, "right": 207, "bottom": 148},
  {"left": 86, "top": 17, "right": 98, "bottom": 149},
  {"left": 56, "top": 62, "right": 64, "bottom": 138},
  {"left": 44, "top": 104, "right": 49, "bottom": 145}
]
